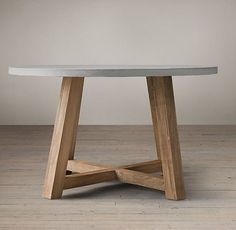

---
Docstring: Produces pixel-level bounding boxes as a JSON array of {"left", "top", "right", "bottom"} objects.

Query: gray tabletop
[{"left": 9, "top": 65, "right": 218, "bottom": 77}]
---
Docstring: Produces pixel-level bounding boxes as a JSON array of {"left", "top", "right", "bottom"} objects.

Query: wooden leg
[
  {"left": 42, "top": 77, "right": 84, "bottom": 199},
  {"left": 69, "top": 121, "right": 78, "bottom": 160},
  {"left": 147, "top": 77, "right": 162, "bottom": 160},
  {"left": 146, "top": 76, "right": 185, "bottom": 200}
]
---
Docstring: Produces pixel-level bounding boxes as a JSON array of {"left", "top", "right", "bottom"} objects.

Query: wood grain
[
  {"left": 147, "top": 77, "right": 161, "bottom": 160},
  {"left": 65, "top": 160, "right": 163, "bottom": 189},
  {"left": 64, "top": 169, "right": 117, "bottom": 189},
  {"left": 67, "top": 160, "right": 162, "bottom": 174},
  {"left": 67, "top": 160, "right": 107, "bottom": 173},
  {"left": 116, "top": 169, "right": 165, "bottom": 191},
  {"left": 147, "top": 76, "right": 185, "bottom": 200},
  {"left": 42, "top": 77, "right": 84, "bottom": 199}
]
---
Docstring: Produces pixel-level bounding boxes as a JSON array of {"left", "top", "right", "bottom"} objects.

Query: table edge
[{"left": 8, "top": 66, "right": 218, "bottom": 77}]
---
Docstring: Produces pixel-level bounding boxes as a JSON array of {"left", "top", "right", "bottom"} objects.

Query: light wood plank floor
[{"left": 0, "top": 125, "right": 236, "bottom": 230}]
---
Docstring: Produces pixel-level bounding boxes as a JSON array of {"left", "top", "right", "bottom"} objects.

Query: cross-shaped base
[
  {"left": 42, "top": 76, "right": 185, "bottom": 201},
  {"left": 64, "top": 160, "right": 164, "bottom": 191}
]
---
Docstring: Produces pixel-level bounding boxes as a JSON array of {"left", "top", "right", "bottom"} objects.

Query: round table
[{"left": 9, "top": 65, "right": 218, "bottom": 200}]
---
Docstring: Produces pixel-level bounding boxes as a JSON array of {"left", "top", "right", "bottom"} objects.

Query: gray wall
[{"left": 0, "top": 0, "right": 235, "bottom": 125}]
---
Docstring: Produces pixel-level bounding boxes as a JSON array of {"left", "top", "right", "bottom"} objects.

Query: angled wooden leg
[
  {"left": 42, "top": 77, "right": 84, "bottom": 199},
  {"left": 147, "top": 77, "right": 162, "bottom": 160},
  {"left": 69, "top": 121, "right": 78, "bottom": 161},
  {"left": 146, "top": 76, "right": 185, "bottom": 200}
]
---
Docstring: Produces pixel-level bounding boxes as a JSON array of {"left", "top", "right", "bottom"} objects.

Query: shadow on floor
[{"left": 62, "top": 182, "right": 165, "bottom": 199}]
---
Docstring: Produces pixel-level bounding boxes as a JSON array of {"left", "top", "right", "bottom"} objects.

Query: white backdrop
[{"left": 0, "top": 0, "right": 235, "bottom": 125}]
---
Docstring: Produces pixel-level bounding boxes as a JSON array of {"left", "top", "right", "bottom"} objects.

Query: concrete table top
[{"left": 9, "top": 65, "right": 218, "bottom": 77}]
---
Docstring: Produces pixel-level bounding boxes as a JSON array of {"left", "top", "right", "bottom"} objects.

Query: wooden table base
[
  {"left": 42, "top": 76, "right": 185, "bottom": 200},
  {"left": 64, "top": 160, "right": 164, "bottom": 191}
]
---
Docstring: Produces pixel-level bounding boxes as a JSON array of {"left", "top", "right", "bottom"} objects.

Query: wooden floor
[{"left": 0, "top": 125, "right": 236, "bottom": 230}]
